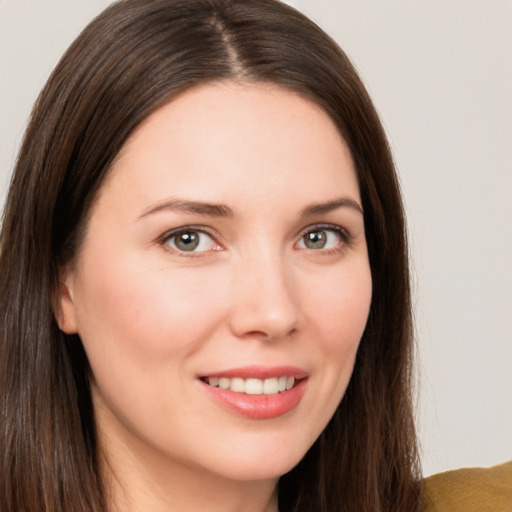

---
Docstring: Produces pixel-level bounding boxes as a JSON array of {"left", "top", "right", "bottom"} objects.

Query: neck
[{"left": 98, "top": 424, "right": 279, "bottom": 512}]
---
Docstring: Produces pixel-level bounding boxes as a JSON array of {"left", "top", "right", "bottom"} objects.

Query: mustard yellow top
[{"left": 422, "top": 460, "right": 512, "bottom": 512}]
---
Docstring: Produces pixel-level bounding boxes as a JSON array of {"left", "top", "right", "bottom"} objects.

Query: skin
[{"left": 58, "top": 82, "right": 373, "bottom": 512}]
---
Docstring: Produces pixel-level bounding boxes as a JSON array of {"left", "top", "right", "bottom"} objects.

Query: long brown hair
[{"left": 0, "top": 1, "right": 422, "bottom": 510}]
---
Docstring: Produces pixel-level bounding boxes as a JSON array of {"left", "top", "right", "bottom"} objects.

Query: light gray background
[{"left": 1, "top": 0, "right": 511, "bottom": 477}]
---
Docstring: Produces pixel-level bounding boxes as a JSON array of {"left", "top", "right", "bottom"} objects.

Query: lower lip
[{"left": 200, "top": 378, "right": 308, "bottom": 420}]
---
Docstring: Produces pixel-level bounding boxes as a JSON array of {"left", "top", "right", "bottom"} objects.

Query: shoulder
[{"left": 421, "top": 460, "right": 512, "bottom": 512}]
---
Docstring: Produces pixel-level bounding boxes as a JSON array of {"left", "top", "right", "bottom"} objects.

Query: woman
[{"left": 0, "top": 0, "right": 421, "bottom": 510}]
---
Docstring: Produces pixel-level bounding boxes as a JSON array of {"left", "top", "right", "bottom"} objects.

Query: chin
[
  {"left": 216, "top": 461, "right": 299, "bottom": 483},
  {"left": 199, "top": 440, "right": 310, "bottom": 483}
]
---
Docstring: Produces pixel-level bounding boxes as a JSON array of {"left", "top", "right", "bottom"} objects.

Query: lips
[{"left": 199, "top": 366, "right": 308, "bottom": 419}]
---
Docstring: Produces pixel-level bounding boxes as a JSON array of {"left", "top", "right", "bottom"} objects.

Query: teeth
[
  {"left": 245, "top": 378, "right": 263, "bottom": 395},
  {"left": 263, "top": 378, "right": 279, "bottom": 395},
  {"left": 219, "top": 377, "right": 230, "bottom": 390},
  {"left": 206, "top": 376, "right": 296, "bottom": 395},
  {"left": 230, "top": 377, "right": 245, "bottom": 393}
]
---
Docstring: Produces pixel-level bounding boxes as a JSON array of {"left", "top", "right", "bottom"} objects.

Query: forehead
[{"left": 97, "top": 81, "right": 359, "bottom": 215}]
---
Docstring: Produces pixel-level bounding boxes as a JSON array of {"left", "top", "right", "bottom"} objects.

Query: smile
[
  {"left": 203, "top": 376, "right": 296, "bottom": 395},
  {"left": 199, "top": 367, "right": 308, "bottom": 419}
]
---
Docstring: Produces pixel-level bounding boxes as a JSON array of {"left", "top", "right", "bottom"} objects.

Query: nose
[{"left": 228, "top": 250, "right": 300, "bottom": 341}]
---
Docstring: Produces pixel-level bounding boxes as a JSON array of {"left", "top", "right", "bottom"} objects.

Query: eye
[
  {"left": 296, "top": 226, "right": 347, "bottom": 251},
  {"left": 164, "top": 228, "right": 219, "bottom": 253}
]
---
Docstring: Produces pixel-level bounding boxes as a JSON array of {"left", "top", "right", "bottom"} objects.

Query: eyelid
[
  {"left": 295, "top": 223, "right": 353, "bottom": 251},
  {"left": 297, "top": 223, "right": 351, "bottom": 239},
  {"left": 159, "top": 225, "right": 222, "bottom": 255},
  {"left": 157, "top": 222, "right": 352, "bottom": 256}
]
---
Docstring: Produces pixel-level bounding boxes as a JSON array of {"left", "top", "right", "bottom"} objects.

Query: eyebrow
[
  {"left": 139, "top": 196, "right": 363, "bottom": 220},
  {"left": 139, "top": 199, "right": 233, "bottom": 219},
  {"left": 301, "top": 197, "right": 363, "bottom": 216}
]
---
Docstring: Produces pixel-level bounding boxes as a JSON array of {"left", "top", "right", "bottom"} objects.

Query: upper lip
[{"left": 198, "top": 365, "right": 308, "bottom": 380}]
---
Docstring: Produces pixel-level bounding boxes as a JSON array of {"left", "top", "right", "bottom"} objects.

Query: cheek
[
  {"left": 73, "top": 257, "right": 231, "bottom": 365},
  {"left": 72, "top": 260, "right": 232, "bottom": 438},
  {"left": 306, "top": 263, "right": 372, "bottom": 352},
  {"left": 290, "top": 262, "right": 372, "bottom": 445},
  {"left": 309, "top": 263, "right": 371, "bottom": 396}
]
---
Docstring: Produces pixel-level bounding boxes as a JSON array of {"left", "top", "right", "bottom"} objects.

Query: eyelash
[
  {"left": 297, "top": 223, "right": 353, "bottom": 255},
  {"left": 159, "top": 225, "right": 219, "bottom": 258},
  {"left": 159, "top": 223, "right": 352, "bottom": 258}
]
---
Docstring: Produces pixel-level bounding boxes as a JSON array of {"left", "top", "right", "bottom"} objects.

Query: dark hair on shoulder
[{"left": 0, "top": 0, "right": 422, "bottom": 510}]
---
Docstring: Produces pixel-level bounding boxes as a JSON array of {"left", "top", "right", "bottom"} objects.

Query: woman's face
[{"left": 58, "top": 82, "right": 372, "bottom": 485}]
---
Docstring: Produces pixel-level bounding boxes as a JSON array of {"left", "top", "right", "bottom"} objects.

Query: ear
[{"left": 54, "top": 266, "right": 79, "bottom": 334}]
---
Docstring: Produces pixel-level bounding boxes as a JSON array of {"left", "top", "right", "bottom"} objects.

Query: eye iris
[
  {"left": 175, "top": 232, "right": 200, "bottom": 251},
  {"left": 304, "top": 230, "right": 327, "bottom": 249}
]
